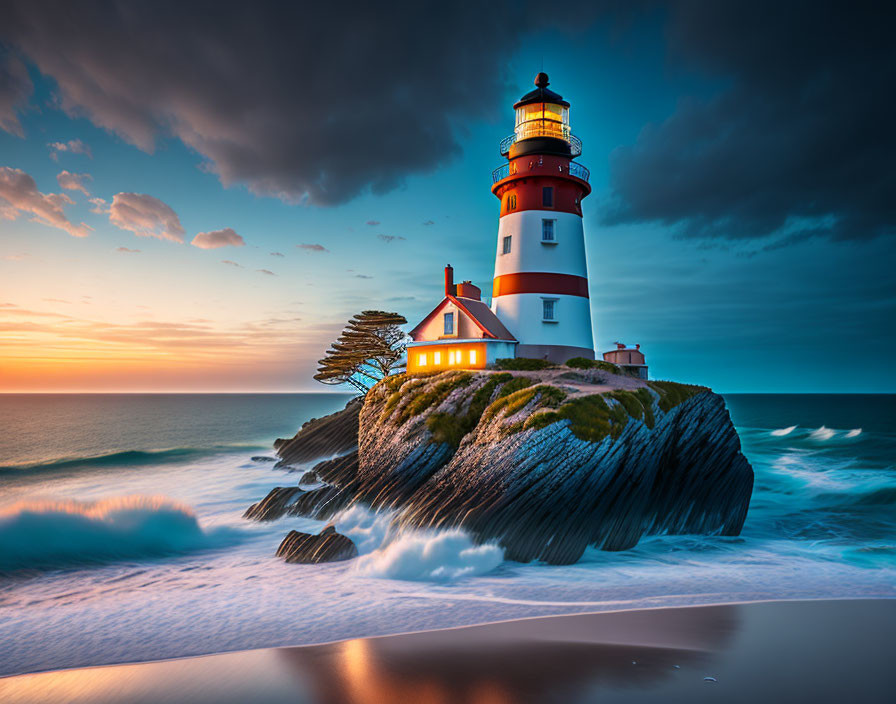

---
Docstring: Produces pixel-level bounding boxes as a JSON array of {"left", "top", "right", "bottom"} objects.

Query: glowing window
[
  {"left": 469, "top": 349, "right": 477, "bottom": 364},
  {"left": 448, "top": 350, "right": 456, "bottom": 365},
  {"left": 418, "top": 353, "right": 427, "bottom": 366},
  {"left": 502, "top": 235, "right": 512, "bottom": 254},
  {"left": 509, "top": 194, "right": 517, "bottom": 210},
  {"left": 444, "top": 312, "right": 454, "bottom": 335},
  {"left": 433, "top": 351, "right": 441, "bottom": 364}
]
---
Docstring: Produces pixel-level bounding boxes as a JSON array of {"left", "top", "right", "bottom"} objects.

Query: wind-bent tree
[{"left": 314, "top": 310, "right": 408, "bottom": 394}]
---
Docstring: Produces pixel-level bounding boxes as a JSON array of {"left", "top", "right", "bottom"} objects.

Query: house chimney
[
  {"left": 445, "top": 264, "right": 455, "bottom": 296},
  {"left": 616, "top": 341, "right": 625, "bottom": 349},
  {"left": 456, "top": 280, "right": 481, "bottom": 300},
  {"left": 636, "top": 344, "right": 640, "bottom": 350}
]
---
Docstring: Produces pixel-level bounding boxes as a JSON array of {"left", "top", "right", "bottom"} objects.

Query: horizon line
[{"left": 1, "top": 390, "right": 894, "bottom": 395}]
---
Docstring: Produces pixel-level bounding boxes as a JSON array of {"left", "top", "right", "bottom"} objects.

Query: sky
[{"left": 0, "top": 1, "right": 894, "bottom": 393}]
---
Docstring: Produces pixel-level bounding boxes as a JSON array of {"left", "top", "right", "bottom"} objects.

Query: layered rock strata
[
  {"left": 276, "top": 525, "right": 358, "bottom": 563},
  {"left": 249, "top": 368, "right": 754, "bottom": 565}
]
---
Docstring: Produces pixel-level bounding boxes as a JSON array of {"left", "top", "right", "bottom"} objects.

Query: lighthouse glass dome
[{"left": 514, "top": 102, "right": 570, "bottom": 142}]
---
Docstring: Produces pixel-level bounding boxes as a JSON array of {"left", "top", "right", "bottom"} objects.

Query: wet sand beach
[{"left": 2, "top": 599, "right": 893, "bottom": 703}]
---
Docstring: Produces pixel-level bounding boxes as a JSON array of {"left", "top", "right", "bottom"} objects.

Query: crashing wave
[
  {"left": 0, "top": 445, "right": 262, "bottom": 473},
  {"left": 354, "top": 529, "right": 503, "bottom": 581},
  {"left": 771, "top": 425, "right": 798, "bottom": 437},
  {"left": 331, "top": 504, "right": 503, "bottom": 581},
  {"left": 809, "top": 426, "right": 836, "bottom": 441},
  {"left": 0, "top": 495, "right": 236, "bottom": 570}
]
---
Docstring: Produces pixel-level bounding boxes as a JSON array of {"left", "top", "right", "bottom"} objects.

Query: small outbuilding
[{"left": 603, "top": 342, "right": 648, "bottom": 379}]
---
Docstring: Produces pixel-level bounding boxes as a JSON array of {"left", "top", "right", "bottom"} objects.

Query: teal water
[
  {"left": 0, "top": 393, "right": 352, "bottom": 470},
  {"left": 0, "top": 392, "right": 893, "bottom": 676}
]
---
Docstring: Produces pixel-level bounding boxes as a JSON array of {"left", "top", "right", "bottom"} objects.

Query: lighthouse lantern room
[{"left": 407, "top": 73, "right": 599, "bottom": 370}]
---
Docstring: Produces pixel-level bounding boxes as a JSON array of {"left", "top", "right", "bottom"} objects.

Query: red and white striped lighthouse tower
[{"left": 490, "top": 73, "right": 594, "bottom": 362}]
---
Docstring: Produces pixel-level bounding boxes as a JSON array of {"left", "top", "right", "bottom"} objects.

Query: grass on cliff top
[
  {"left": 647, "top": 380, "right": 708, "bottom": 412},
  {"left": 523, "top": 386, "right": 669, "bottom": 442},
  {"left": 495, "top": 357, "right": 556, "bottom": 371},
  {"left": 481, "top": 384, "right": 567, "bottom": 426},
  {"left": 383, "top": 371, "right": 708, "bottom": 447},
  {"left": 377, "top": 371, "right": 474, "bottom": 425},
  {"left": 564, "top": 357, "right": 622, "bottom": 374},
  {"left": 426, "top": 373, "right": 535, "bottom": 447},
  {"left": 524, "top": 394, "right": 626, "bottom": 442},
  {"left": 397, "top": 371, "right": 474, "bottom": 423}
]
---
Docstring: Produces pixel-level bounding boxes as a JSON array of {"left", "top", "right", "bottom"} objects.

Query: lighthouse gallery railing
[
  {"left": 491, "top": 160, "right": 590, "bottom": 184},
  {"left": 499, "top": 132, "right": 583, "bottom": 157}
]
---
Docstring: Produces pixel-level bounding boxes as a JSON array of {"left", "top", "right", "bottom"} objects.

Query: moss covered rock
[{"left": 256, "top": 370, "right": 753, "bottom": 566}]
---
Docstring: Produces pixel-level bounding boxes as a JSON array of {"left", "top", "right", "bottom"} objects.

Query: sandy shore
[{"left": 1, "top": 599, "right": 893, "bottom": 703}]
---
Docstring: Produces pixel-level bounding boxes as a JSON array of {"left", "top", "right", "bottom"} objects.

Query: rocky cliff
[
  {"left": 247, "top": 367, "right": 753, "bottom": 565},
  {"left": 273, "top": 397, "right": 361, "bottom": 467}
]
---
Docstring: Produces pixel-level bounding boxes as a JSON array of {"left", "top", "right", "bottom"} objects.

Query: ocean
[{"left": 1, "top": 392, "right": 894, "bottom": 677}]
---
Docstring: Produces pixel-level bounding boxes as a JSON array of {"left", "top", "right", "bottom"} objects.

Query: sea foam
[
  {"left": 809, "top": 426, "right": 836, "bottom": 441},
  {"left": 771, "top": 425, "right": 798, "bottom": 437},
  {"left": 333, "top": 504, "right": 504, "bottom": 581},
  {"left": 0, "top": 496, "right": 234, "bottom": 570},
  {"left": 354, "top": 530, "right": 504, "bottom": 581}
]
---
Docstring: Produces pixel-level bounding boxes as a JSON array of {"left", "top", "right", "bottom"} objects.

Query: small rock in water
[
  {"left": 276, "top": 527, "right": 358, "bottom": 563},
  {"left": 703, "top": 676, "right": 717, "bottom": 682},
  {"left": 673, "top": 665, "right": 680, "bottom": 669},
  {"left": 251, "top": 456, "right": 277, "bottom": 463},
  {"left": 632, "top": 661, "right": 637, "bottom": 665}
]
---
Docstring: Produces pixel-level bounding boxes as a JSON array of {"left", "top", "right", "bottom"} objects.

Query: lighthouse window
[
  {"left": 542, "top": 299, "right": 557, "bottom": 321},
  {"left": 508, "top": 194, "right": 517, "bottom": 210},
  {"left": 443, "top": 312, "right": 454, "bottom": 335},
  {"left": 542, "top": 219, "right": 555, "bottom": 242},
  {"left": 542, "top": 187, "right": 554, "bottom": 207},
  {"left": 502, "top": 236, "right": 512, "bottom": 254}
]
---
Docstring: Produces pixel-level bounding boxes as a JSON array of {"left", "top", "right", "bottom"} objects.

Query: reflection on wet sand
[
  {"left": 282, "top": 605, "right": 736, "bottom": 704},
  {"left": 5, "top": 601, "right": 893, "bottom": 704},
  {"left": 0, "top": 604, "right": 738, "bottom": 704}
]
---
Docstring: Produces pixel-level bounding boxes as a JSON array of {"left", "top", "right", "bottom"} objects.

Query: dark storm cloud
[
  {"left": 0, "top": 46, "right": 31, "bottom": 138},
  {"left": 602, "top": 1, "right": 896, "bottom": 242},
  {"left": 0, "top": 1, "right": 593, "bottom": 206}
]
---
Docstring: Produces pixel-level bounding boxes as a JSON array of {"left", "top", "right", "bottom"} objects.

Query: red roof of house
[{"left": 409, "top": 295, "right": 517, "bottom": 342}]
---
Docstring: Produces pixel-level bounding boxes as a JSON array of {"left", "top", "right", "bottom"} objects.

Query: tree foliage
[{"left": 314, "top": 310, "right": 408, "bottom": 394}]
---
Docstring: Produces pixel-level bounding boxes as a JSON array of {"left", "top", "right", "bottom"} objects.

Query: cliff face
[
  {"left": 249, "top": 368, "right": 754, "bottom": 565},
  {"left": 273, "top": 397, "right": 361, "bottom": 466}
]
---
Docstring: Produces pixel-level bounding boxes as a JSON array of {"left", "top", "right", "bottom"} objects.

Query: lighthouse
[
  {"left": 406, "top": 72, "right": 615, "bottom": 373},
  {"left": 489, "top": 73, "right": 594, "bottom": 362}
]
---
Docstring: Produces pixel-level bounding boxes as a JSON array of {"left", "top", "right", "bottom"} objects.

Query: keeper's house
[{"left": 406, "top": 265, "right": 517, "bottom": 372}]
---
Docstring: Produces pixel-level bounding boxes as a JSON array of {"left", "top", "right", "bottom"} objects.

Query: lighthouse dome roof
[{"left": 513, "top": 72, "right": 570, "bottom": 109}]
